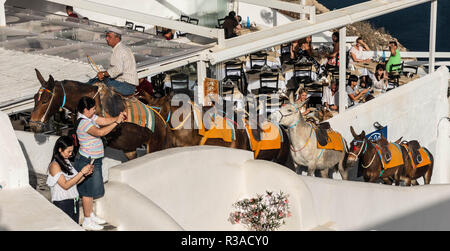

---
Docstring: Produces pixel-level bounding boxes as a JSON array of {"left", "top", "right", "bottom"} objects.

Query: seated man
[
  {"left": 66, "top": 6, "right": 78, "bottom": 18},
  {"left": 222, "top": 11, "right": 239, "bottom": 39},
  {"left": 349, "top": 37, "right": 372, "bottom": 68},
  {"left": 322, "top": 80, "right": 339, "bottom": 112},
  {"left": 385, "top": 41, "right": 402, "bottom": 73},
  {"left": 88, "top": 27, "right": 138, "bottom": 96}
]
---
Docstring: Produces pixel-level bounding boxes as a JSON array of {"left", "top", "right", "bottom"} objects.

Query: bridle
[
  {"left": 31, "top": 81, "right": 67, "bottom": 125},
  {"left": 278, "top": 103, "right": 301, "bottom": 129},
  {"left": 349, "top": 138, "right": 377, "bottom": 169}
]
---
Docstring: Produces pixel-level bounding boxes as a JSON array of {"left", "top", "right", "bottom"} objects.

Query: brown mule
[
  {"left": 398, "top": 140, "right": 434, "bottom": 186},
  {"left": 347, "top": 126, "right": 405, "bottom": 185},
  {"left": 29, "top": 69, "right": 171, "bottom": 160}
]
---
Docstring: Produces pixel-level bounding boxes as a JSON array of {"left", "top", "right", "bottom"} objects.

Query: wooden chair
[
  {"left": 170, "top": 73, "right": 192, "bottom": 98},
  {"left": 293, "top": 62, "right": 313, "bottom": 86},
  {"left": 216, "top": 18, "right": 225, "bottom": 28},
  {"left": 259, "top": 72, "right": 279, "bottom": 95},
  {"left": 388, "top": 62, "right": 404, "bottom": 87},
  {"left": 250, "top": 52, "right": 268, "bottom": 70},
  {"left": 180, "top": 15, "right": 190, "bottom": 22},
  {"left": 222, "top": 61, "right": 244, "bottom": 95},
  {"left": 279, "top": 43, "right": 292, "bottom": 65},
  {"left": 189, "top": 18, "right": 199, "bottom": 25},
  {"left": 125, "top": 21, "right": 134, "bottom": 30},
  {"left": 134, "top": 25, "right": 145, "bottom": 32}
]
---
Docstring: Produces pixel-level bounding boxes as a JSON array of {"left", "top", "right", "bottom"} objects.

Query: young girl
[
  {"left": 74, "top": 96, "right": 126, "bottom": 230},
  {"left": 46, "top": 136, "right": 94, "bottom": 224}
]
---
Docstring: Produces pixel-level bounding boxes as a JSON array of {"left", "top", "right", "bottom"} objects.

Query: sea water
[{"left": 320, "top": 0, "right": 450, "bottom": 52}]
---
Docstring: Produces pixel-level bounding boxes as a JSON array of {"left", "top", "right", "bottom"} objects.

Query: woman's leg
[{"left": 82, "top": 196, "right": 93, "bottom": 218}]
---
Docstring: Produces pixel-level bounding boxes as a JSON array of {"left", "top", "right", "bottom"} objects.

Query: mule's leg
[
  {"left": 124, "top": 151, "right": 137, "bottom": 160},
  {"left": 404, "top": 177, "right": 412, "bottom": 186},
  {"left": 423, "top": 165, "right": 433, "bottom": 185},
  {"left": 320, "top": 168, "right": 330, "bottom": 178},
  {"left": 307, "top": 167, "right": 315, "bottom": 177},
  {"left": 382, "top": 178, "right": 393, "bottom": 185},
  {"left": 411, "top": 179, "right": 419, "bottom": 186},
  {"left": 338, "top": 159, "right": 348, "bottom": 180}
]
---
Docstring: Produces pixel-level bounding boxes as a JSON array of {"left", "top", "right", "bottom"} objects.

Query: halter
[
  {"left": 278, "top": 104, "right": 301, "bottom": 129},
  {"left": 36, "top": 82, "right": 67, "bottom": 124},
  {"left": 349, "top": 138, "right": 378, "bottom": 169}
]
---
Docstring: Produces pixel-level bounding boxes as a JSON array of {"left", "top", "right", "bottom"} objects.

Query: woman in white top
[
  {"left": 370, "top": 63, "right": 389, "bottom": 92},
  {"left": 349, "top": 37, "right": 372, "bottom": 68},
  {"left": 46, "top": 136, "right": 93, "bottom": 224}
]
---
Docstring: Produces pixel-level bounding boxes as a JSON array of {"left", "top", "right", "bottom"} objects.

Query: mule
[
  {"left": 269, "top": 93, "right": 348, "bottom": 179},
  {"left": 29, "top": 69, "right": 171, "bottom": 160},
  {"left": 347, "top": 126, "right": 405, "bottom": 185},
  {"left": 399, "top": 140, "right": 434, "bottom": 185},
  {"left": 138, "top": 90, "right": 291, "bottom": 166}
]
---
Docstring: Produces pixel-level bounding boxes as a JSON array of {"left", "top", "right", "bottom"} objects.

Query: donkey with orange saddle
[
  {"left": 347, "top": 126, "right": 408, "bottom": 185},
  {"left": 397, "top": 139, "right": 434, "bottom": 185}
]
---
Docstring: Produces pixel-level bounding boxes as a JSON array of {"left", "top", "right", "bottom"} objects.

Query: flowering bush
[{"left": 228, "top": 191, "right": 291, "bottom": 231}]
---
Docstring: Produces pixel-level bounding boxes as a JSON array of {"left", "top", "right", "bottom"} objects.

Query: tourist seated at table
[
  {"left": 385, "top": 41, "right": 402, "bottom": 73},
  {"left": 370, "top": 63, "right": 391, "bottom": 92},
  {"left": 359, "top": 75, "right": 372, "bottom": 89},
  {"left": 223, "top": 11, "right": 239, "bottom": 39},
  {"left": 295, "top": 88, "right": 313, "bottom": 117},
  {"left": 322, "top": 80, "right": 339, "bottom": 112},
  {"left": 346, "top": 74, "right": 369, "bottom": 107},
  {"left": 326, "top": 32, "right": 340, "bottom": 67},
  {"left": 290, "top": 36, "right": 321, "bottom": 74},
  {"left": 349, "top": 37, "right": 372, "bottom": 68}
]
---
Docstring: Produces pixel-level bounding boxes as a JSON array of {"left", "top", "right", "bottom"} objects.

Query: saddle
[
  {"left": 314, "top": 122, "right": 345, "bottom": 152},
  {"left": 373, "top": 142, "right": 404, "bottom": 170},
  {"left": 243, "top": 118, "right": 282, "bottom": 158},
  {"left": 94, "top": 82, "right": 155, "bottom": 132},
  {"left": 373, "top": 136, "right": 392, "bottom": 163},
  {"left": 401, "top": 140, "right": 432, "bottom": 169},
  {"left": 192, "top": 104, "right": 236, "bottom": 145}
]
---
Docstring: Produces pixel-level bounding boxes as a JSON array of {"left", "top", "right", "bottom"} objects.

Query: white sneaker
[
  {"left": 82, "top": 218, "right": 104, "bottom": 231},
  {"left": 90, "top": 213, "right": 107, "bottom": 225}
]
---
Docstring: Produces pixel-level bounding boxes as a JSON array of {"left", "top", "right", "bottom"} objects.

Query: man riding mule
[
  {"left": 86, "top": 27, "right": 138, "bottom": 96},
  {"left": 269, "top": 92, "right": 348, "bottom": 179},
  {"left": 29, "top": 69, "right": 171, "bottom": 160}
]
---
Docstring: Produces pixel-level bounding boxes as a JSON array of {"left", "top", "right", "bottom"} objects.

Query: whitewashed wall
[
  {"left": 328, "top": 66, "right": 449, "bottom": 183},
  {"left": 0, "top": 113, "right": 28, "bottom": 189},
  {"left": 236, "top": 2, "right": 295, "bottom": 29}
]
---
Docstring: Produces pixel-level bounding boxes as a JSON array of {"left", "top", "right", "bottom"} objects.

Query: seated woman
[
  {"left": 295, "top": 88, "right": 313, "bottom": 117},
  {"left": 322, "top": 80, "right": 339, "bottom": 112},
  {"left": 346, "top": 74, "right": 369, "bottom": 107},
  {"left": 370, "top": 64, "right": 390, "bottom": 92},
  {"left": 290, "top": 36, "right": 321, "bottom": 74},
  {"left": 326, "top": 32, "right": 340, "bottom": 67}
]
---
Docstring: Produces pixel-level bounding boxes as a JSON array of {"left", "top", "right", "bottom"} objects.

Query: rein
[
  {"left": 350, "top": 139, "right": 378, "bottom": 169},
  {"left": 37, "top": 82, "right": 67, "bottom": 123}
]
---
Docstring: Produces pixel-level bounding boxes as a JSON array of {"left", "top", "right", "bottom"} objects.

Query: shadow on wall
[
  {"left": 0, "top": 210, "right": 10, "bottom": 231},
  {"left": 366, "top": 196, "right": 450, "bottom": 231},
  {"left": 18, "top": 140, "right": 36, "bottom": 189},
  {"left": 260, "top": 9, "right": 274, "bottom": 25}
]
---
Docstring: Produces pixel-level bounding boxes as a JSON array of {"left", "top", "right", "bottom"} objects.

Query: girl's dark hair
[
  {"left": 51, "top": 136, "right": 74, "bottom": 175},
  {"left": 375, "top": 63, "right": 385, "bottom": 79},
  {"left": 77, "top": 96, "right": 96, "bottom": 114},
  {"left": 347, "top": 74, "right": 358, "bottom": 85},
  {"left": 332, "top": 31, "right": 339, "bottom": 41}
]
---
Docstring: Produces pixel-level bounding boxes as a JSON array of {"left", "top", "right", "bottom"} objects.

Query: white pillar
[
  {"left": 197, "top": 60, "right": 207, "bottom": 106},
  {"left": 300, "top": 0, "right": 306, "bottom": 20},
  {"left": 338, "top": 27, "right": 347, "bottom": 114},
  {"left": 0, "top": 0, "right": 6, "bottom": 27},
  {"left": 429, "top": 0, "right": 437, "bottom": 73}
]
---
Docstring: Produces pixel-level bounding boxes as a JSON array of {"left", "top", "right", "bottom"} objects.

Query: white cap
[{"left": 105, "top": 27, "right": 123, "bottom": 35}]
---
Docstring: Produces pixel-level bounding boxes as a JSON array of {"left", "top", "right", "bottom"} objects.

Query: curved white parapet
[{"left": 95, "top": 145, "right": 450, "bottom": 231}]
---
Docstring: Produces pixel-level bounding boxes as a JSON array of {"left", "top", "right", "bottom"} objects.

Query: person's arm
[
  {"left": 95, "top": 111, "right": 127, "bottom": 126},
  {"left": 49, "top": 162, "right": 93, "bottom": 190},
  {"left": 329, "top": 42, "right": 339, "bottom": 58},
  {"left": 87, "top": 112, "right": 126, "bottom": 137}
]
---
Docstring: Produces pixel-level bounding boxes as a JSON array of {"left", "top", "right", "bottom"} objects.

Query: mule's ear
[
  {"left": 350, "top": 126, "right": 357, "bottom": 138},
  {"left": 395, "top": 137, "right": 403, "bottom": 144},
  {"left": 288, "top": 90, "right": 294, "bottom": 104},
  {"left": 35, "top": 69, "right": 47, "bottom": 87},
  {"left": 48, "top": 75, "right": 55, "bottom": 90},
  {"left": 361, "top": 130, "right": 366, "bottom": 138}
]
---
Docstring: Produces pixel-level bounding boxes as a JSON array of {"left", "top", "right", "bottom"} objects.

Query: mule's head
[
  {"left": 347, "top": 126, "right": 367, "bottom": 165},
  {"left": 29, "top": 69, "right": 58, "bottom": 133}
]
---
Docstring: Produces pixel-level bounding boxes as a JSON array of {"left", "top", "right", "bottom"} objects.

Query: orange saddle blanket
[
  {"left": 374, "top": 143, "right": 404, "bottom": 169},
  {"left": 316, "top": 130, "right": 345, "bottom": 152},
  {"left": 403, "top": 146, "right": 432, "bottom": 169},
  {"left": 125, "top": 98, "right": 155, "bottom": 132},
  {"left": 243, "top": 119, "right": 283, "bottom": 158},
  {"left": 192, "top": 105, "right": 235, "bottom": 145}
]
